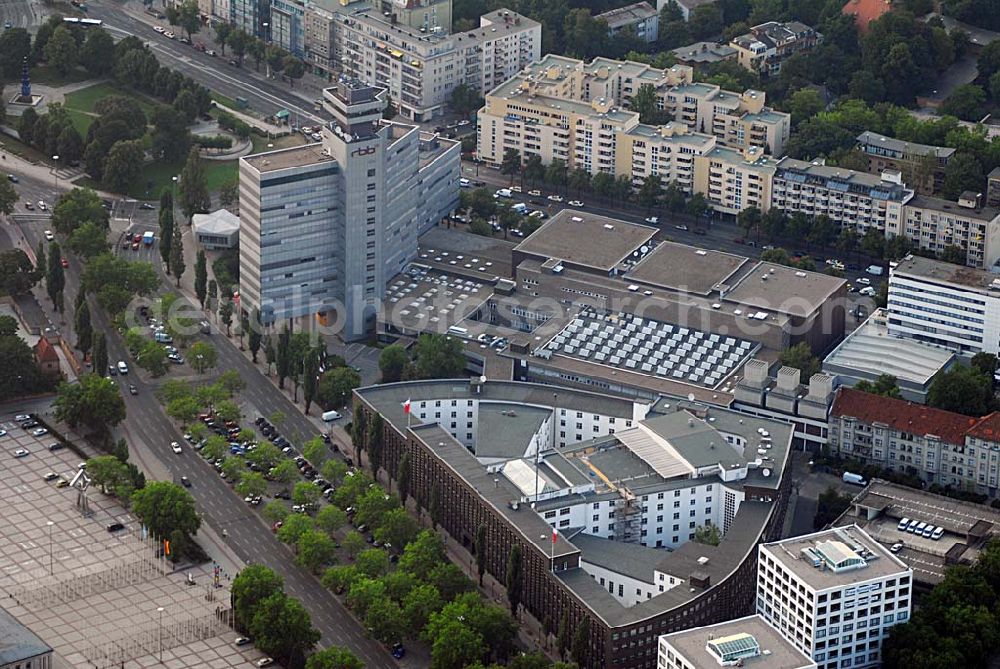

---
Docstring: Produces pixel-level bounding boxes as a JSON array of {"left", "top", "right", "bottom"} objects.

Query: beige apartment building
[
  {"left": 339, "top": 6, "right": 540, "bottom": 121},
  {"left": 692, "top": 145, "right": 776, "bottom": 216},
  {"left": 477, "top": 54, "right": 790, "bottom": 174},
  {"left": 771, "top": 157, "right": 913, "bottom": 237},
  {"left": 901, "top": 192, "right": 1000, "bottom": 269}
]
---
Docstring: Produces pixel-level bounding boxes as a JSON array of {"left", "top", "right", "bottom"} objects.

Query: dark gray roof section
[
  {"left": 574, "top": 533, "right": 664, "bottom": 582},
  {"left": 856, "top": 131, "right": 955, "bottom": 159},
  {"left": 475, "top": 403, "right": 551, "bottom": 461},
  {"left": 0, "top": 606, "right": 52, "bottom": 665},
  {"left": 642, "top": 412, "right": 745, "bottom": 469}
]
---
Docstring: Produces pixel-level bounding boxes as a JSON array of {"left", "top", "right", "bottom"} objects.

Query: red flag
[
  {"left": 403, "top": 399, "right": 411, "bottom": 414},
  {"left": 552, "top": 528, "right": 558, "bottom": 544}
]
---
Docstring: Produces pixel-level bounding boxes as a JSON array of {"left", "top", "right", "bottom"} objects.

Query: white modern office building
[
  {"left": 886, "top": 254, "right": 1000, "bottom": 355},
  {"left": 658, "top": 615, "right": 817, "bottom": 669},
  {"left": 338, "top": 6, "right": 541, "bottom": 121},
  {"left": 757, "top": 526, "right": 912, "bottom": 669},
  {"left": 238, "top": 79, "right": 459, "bottom": 338}
]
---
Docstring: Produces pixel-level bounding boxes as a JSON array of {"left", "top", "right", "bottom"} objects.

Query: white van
[
  {"left": 511, "top": 202, "right": 528, "bottom": 215},
  {"left": 494, "top": 188, "right": 512, "bottom": 199},
  {"left": 459, "top": 178, "right": 470, "bottom": 188},
  {"left": 118, "top": 361, "right": 129, "bottom": 375},
  {"left": 321, "top": 410, "right": 342, "bottom": 422}
]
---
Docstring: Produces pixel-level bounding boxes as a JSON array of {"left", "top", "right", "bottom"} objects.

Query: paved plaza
[{"left": 0, "top": 415, "right": 269, "bottom": 669}]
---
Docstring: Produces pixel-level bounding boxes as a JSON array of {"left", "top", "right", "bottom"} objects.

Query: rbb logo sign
[{"left": 350, "top": 146, "right": 377, "bottom": 157}]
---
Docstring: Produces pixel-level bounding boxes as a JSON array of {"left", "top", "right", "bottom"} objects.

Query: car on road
[
  {"left": 106, "top": 522, "right": 125, "bottom": 532},
  {"left": 168, "top": 353, "right": 184, "bottom": 365},
  {"left": 256, "top": 658, "right": 274, "bottom": 667},
  {"left": 31, "top": 428, "right": 47, "bottom": 437},
  {"left": 13, "top": 448, "right": 29, "bottom": 458},
  {"left": 457, "top": 119, "right": 470, "bottom": 126},
  {"left": 164, "top": 31, "right": 175, "bottom": 39},
  {"left": 24, "top": 201, "right": 33, "bottom": 210},
  {"left": 856, "top": 277, "right": 871, "bottom": 286},
  {"left": 37, "top": 201, "right": 46, "bottom": 211},
  {"left": 547, "top": 194, "right": 563, "bottom": 202},
  {"left": 228, "top": 58, "right": 240, "bottom": 67},
  {"left": 6, "top": 174, "right": 17, "bottom": 182},
  {"left": 128, "top": 384, "right": 138, "bottom": 395},
  {"left": 180, "top": 476, "right": 191, "bottom": 487},
  {"left": 644, "top": 216, "right": 659, "bottom": 224},
  {"left": 178, "top": 36, "right": 190, "bottom": 44},
  {"left": 234, "top": 637, "right": 251, "bottom": 646},
  {"left": 43, "top": 472, "right": 59, "bottom": 481},
  {"left": 392, "top": 643, "right": 406, "bottom": 659},
  {"left": 118, "top": 361, "right": 129, "bottom": 375},
  {"left": 44, "top": 230, "right": 55, "bottom": 241},
  {"left": 60, "top": 257, "right": 68, "bottom": 268},
  {"left": 139, "top": 202, "right": 155, "bottom": 210},
  {"left": 48, "top": 442, "right": 64, "bottom": 451},
  {"left": 20, "top": 419, "right": 38, "bottom": 428},
  {"left": 206, "top": 49, "right": 217, "bottom": 56},
  {"left": 132, "top": 240, "right": 140, "bottom": 250},
  {"left": 4, "top": 20, "right": 11, "bottom": 30},
  {"left": 108, "top": 364, "right": 118, "bottom": 376},
  {"left": 153, "top": 25, "right": 164, "bottom": 32},
  {"left": 171, "top": 442, "right": 183, "bottom": 454},
  {"left": 0, "top": 429, "right": 6, "bottom": 437},
  {"left": 568, "top": 200, "right": 584, "bottom": 207},
  {"left": 890, "top": 542, "right": 903, "bottom": 553},
  {"left": 14, "top": 414, "right": 30, "bottom": 422},
  {"left": 675, "top": 224, "right": 688, "bottom": 231}
]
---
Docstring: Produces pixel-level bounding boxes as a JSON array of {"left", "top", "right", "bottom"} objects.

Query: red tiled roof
[
  {"left": 842, "top": 0, "right": 893, "bottom": 32},
  {"left": 831, "top": 387, "right": 979, "bottom": 445},
  {"left": 34, "top": 337, "right": 59, "bottom": 363},
  {"left": 965, "top": 413, "right": 1000, "bottom": 441}
]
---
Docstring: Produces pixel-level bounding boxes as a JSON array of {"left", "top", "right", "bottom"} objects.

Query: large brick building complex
[{"left": 353, "top": 379, "right": 795, "bottom": 669}]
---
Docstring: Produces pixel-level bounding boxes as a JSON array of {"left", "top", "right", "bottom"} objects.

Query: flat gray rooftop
[
  {"left": 475, "top": 403, "right": 551, "bottom": 461},
  {"left": 892, "top": 253, "right": 997, "bottom": 290},
  {"left": 662, "top": 614, "right": 816, "bottom": 669},
  {"left": 723, "top": 261, "right": 846, "bottom": 317},
  {"left": 763, "top": 526, "right": 910, "bottom": 591},
  {"left": 514, "top": 210, "right": 657, "bottom": 272},
  {"left": 627, "top": 241, "right": 748, "bottom": 295},
  {"left": 849, "top": 479, "right": 1000, "bottom": 537},
  {"left": 242, "top": 143, "right": 332, "bottom": 173}
]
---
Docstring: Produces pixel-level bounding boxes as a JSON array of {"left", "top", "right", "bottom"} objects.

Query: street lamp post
[
  {"left": 157, "top": 606, "right": 165, "bottom": 662},
  {"left": 171, "top": 175, "right": 179, "bottom": 223},
  {"left": 51, "top": 155, "right": 59, "bottom": 189},
  {"left": 46, "top": 521, "right": 54, "bottom": 575}
]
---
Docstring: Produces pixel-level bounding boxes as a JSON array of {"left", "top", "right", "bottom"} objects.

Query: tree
[
  {"left": 132, "top": 481, "right": 200, "bottom": 542},
  {"left": 75, "top": 299, "right": 92, "bottom": 356},
  {"left": 176, "top": 0, "right": 201, "bottom": 40},
  {"left": 57, "top": 125, "right": 84, "bottom": 163},
  {"left": 342, "top": 531, "right": 366, "bottom": 559},
  {"left": 92, "top": 331, "right": 108, "bottom": 377},
  {"left": 249, "top": 592, "right": 320, "bottom": 663},
  {"left": 0, "top": 177, "right": 16, "bottom": 217},
  {"left": 449, "top": 82, "right": 484, "bottom": 117},
  {"left": 399, "top": 530, "right": 446, "bottom": 580},
  {"left": 303, "top": 348, "right": 320, "bottom": 414},
  {"left": 151, "top": 106, "right": 191, "bottom": 161},
  {"left": 264, "top": 336, "right": 277, "bottom": 375},
  {"left": 788, "top": 88, "right": 825, "bottom": 127},
  {"left": 80, "top": 27, "right": 115, "bottom": 75},
  {"left": 316, "top": 367, "right": 361, "bottom": 410},
  {"left": 221, "top": 456, "right": 246, "bottom": 484},
  {"left": 138, "top": 340, "right": 169, "bottom": 377},
  {"left": 191, "top": 249, "right": 208, "bottom": 307},
  {"left": 940, "top": 84, "right": 987, "bottom": 121},
  {"left": 501, "top": 148, "right": 521, "bottom": 185},
  {"left": 54, "top": 373, "right": 126, "bottom": 436},
  {"left": 377, "top": 344, "right": 408, "bottom": 382},
  {"left": 629, "top": 83, "right": 668, "bottom": 124},
  {"left": 66, "top": 222, "right": 109, "bottom": 259},
  {"left": 248, "top": 309, "right": 263, "bottom": 363},
  {"left": 412, "top": 333, "right": 465, "bottom": 379},
  {"left": 685, "top": 192, "right": 710, "bottom": 219},
  {"left": 942, "top": 152, "right": 983, "bottom": 201},
  {"left": 545, "top": 158, "right": 568, "bottom": 190},
  {"left": 854, "top": 374, "right": 902, "bottom": 398},
  {"left": 103, "top": 140, "right": 144, "bottom": 193},
  {"left": 0, "top": 249, "right": 39, "bottom": 296},
  {"left": 693, "top": 524, "right": 721, "bottom": 546},
  {"left": 396, "top": 452, "right": 411, "bottom": 506},
  {"left": 169, "top": 217, "right": 185, "bottom": 286},
  {"left": 427, "top": 618, "right": 484, "bottom": 669},
  {"left": 316, "top": 505, "right": 347, "bottom": 536},
  {"left": 159, "top": 204, "right": 174, "bottom": 272},
  {"left": 297, "top": 530, "right": 337, "bottom": 573},
  {"left": 283, "top": 55, "right": 305, "bottom": 86},
  {"left": 778, "top": 342, "right": 821, "bottom": 379},
  {"left": 218, "top": 297, "right": 234, "bottom": 337},
  {"left": 505, "top": 544, "right": 522, "bottom": 614},
  {"left": 52, "top": 188, "right": 109, "bottom": 236},
  {"left": 636, "top": 173, "right": 663, "bottom": 209},
  {"left": 366, "top": 596, "right": 406, "bottom": 644},
  {"left": 374, "top": 508, "right": 419, "bottom": 549},
  {"left": 572, "top": 618, "right": 591, "bottom": 667},
  {"left": 814, "top": 486, "right": 852, "bottom": 529},
  {"left": 187, "top": 341, "right": 217, "bottom": 374},
  {"left": 523, "top": 154, "right": 545, "bottom": 183},
  {"left": 46, "top": 241, "right": 65, "bottom": 312},
  {"left": 928, "top": 365, "right": 995, "bottom": 416},
  {"left": 232, "top": 564, "right": 284, "bottom": 628},
  {"left": 302, "top": 437, "right": 328, "bottom": 469},
  {"left": 236, "top": 471, "right": 267, "bottom": 498},
  {"left": 0, "top": 28, "right": 31, "bottom": 79},
  {"left": 971, "top": 352, "right": 999, "bottom": 379},
  {"left": 45, "top": 26, "right": 78, "bottom": 75},
  {"left": 305, "top": 647, "right": 363, "bottom": 669},
  {"left": 179, "top": 147, "right": 211, "bottom": 223},
  {"left": 293, "top": 481, "right": 322, "bottom": 508}
]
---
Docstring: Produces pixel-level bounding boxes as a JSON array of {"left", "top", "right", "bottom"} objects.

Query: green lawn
[
  {"left": 26, "top": 65, "right": 93, "bottom": 87},
  {"left": 65, "top": 108, "right": 95, "bottom": 136},
  {"left": 64, "top": 82, "right": 159, "bottom": 116},
  {"left": 127, "top": 157, "right": 237, "bottom": 200},
  {"left": 210, "top": 92, "right": 238, "bottom": 111}
]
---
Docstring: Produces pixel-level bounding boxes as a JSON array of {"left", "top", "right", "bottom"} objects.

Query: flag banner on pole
[
  {"left": 403, "top": 399, "right": 411, "bottom": 414},
  {"left": 552, "top": 528, "right": 558, "bottom": 544}
]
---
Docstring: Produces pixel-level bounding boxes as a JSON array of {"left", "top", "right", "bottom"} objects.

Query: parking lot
[{"left": 0, "top": 414, "right": 274, "bottom": 668}]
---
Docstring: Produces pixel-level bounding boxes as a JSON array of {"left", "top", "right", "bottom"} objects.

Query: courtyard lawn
[{"left": 128, "top": 157, "right": 237, "bottom": 200}]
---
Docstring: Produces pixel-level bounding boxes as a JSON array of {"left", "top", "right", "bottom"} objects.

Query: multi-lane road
[{"left": 0, "top": 0, "right": 39, "bottom": 29}]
